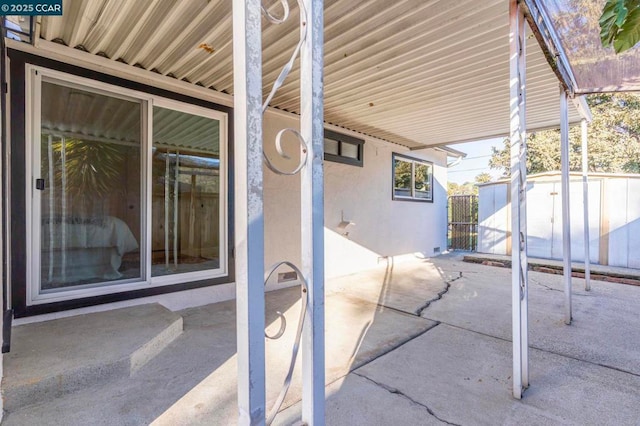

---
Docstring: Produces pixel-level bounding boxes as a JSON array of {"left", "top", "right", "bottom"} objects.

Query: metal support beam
[
  {"left": 573, "top": 95, "right": 593, "bottom": 122},
  {"left": 581, "top": 119, "right": 591, "bottom": 291},
  {"left": 521, "top": 0, "right": 577, "bottom": 95},
  {"left": 560, "top": 88, "right": 572, "bottom": 325},
  {"left": 509, "top": 0, "right": 529, "bottom": 400},
  {"left": 300, "top": 0, "right": 325, "bottom": 423},
  {"left": 233, "top": 0, "right": 266, "bottom": 423}
]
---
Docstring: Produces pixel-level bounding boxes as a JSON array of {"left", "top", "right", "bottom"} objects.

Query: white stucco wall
[{"left": 263, "top": 110, "right": 448, "bottom": 283}]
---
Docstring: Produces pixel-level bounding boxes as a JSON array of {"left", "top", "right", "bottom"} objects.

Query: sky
[{"left": 446, "top": 137, "right": 506, "bottom": 184}]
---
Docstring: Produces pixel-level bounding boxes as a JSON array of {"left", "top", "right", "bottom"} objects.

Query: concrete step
[{"left": 3, "top": 303, "right": 183, "bottom": 411}]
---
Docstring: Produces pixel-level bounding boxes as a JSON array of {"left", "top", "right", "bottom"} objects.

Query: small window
[
  {"left": 324, "top": 129, "right": 364, "bottom": 167},
  {"left": 393, "top": 153, "right": 433, "bottom": 202}
]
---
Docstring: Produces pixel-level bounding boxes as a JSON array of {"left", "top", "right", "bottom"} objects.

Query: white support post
[
  {"left": 560, "top": 88, "right": 572, "bottom": 325},
  {"left": 300, "top": 0, "right": 325, "bottom": 423},
  {"left": 581, "top": 119, "right": 591, "bottom": 291},
  {"left": 233, "top": 0, "right": 266, "bottom": 424},
  {"left": 509, "top": 0, "right": 529, "bottom": 400}
]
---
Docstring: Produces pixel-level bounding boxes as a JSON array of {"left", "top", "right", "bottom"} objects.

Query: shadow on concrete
[{"left": 8, "top": 253, "right": 640, "bottom": 425}]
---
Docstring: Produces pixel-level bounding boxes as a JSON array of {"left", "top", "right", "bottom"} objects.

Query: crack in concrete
[
  {"left": 373, "top": 303, "right": 422, "bottom": 317},
  {"left": 530, "top": 278, "right": 590, "bottom": 297},
  {"left": 530, "top": 277, "right": 562, "bottom": 292},
  {"left": 352, "top": 323, "right": 440, "bottom": 372},
  {"left": 353, "top": 372, "right": 462, "bottom": 426},
  {"left": 416, "top": 272, "right": 463, "bottom": 317},
  {"left": 428, "top": 321, "right": 640, "bottom": 379}
]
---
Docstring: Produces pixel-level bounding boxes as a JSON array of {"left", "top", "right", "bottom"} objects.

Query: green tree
[
  {"left": 489, "top": 93, "right": 640, "bottom": 175},
  {"left": 474, "top": 172, "right": 493, "bottom": 184},
  {"left": 447, "top": 181, "right": 477, "bottom": 196},
  {"left": 447, "top": 182, "right": 460, "bottom": 196},
  {"left": 600, "top": 0, "right": 640, "bottom": 53}
]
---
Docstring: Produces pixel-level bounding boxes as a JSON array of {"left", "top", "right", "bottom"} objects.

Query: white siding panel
[
  {"left": 626, "top": 179, "right": 640, "bottom": 269},
  {"left": 550, "top": 182, "right": 565, "bottom": 260},
  {"left": 493, "top": 184, "right": 509, "bottom": 255},
  {"left": 587, "top": 180, "right": 601, "bottom": 263},
  {"left": 527, "top": 182, "right": 554, "bottom": 259},
  {"left": 478, "top": 183, "right": 509, "bottom": 255},
  {"left": 607, "top": 179, "right": 629, "bottom": 267},
  {"left": 478, "top": 185, "right": 496, "bottom": 254},
  {"left": 478, "top": 175, "right": 640, "bottom": 266},
  {"left": 567, "top": 179, "right": 601, "bottom": 262}
]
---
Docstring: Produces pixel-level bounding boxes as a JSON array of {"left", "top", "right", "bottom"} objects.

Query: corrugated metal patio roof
[{"left": 32, "top": 0, "right": 584, "bottom": 148}]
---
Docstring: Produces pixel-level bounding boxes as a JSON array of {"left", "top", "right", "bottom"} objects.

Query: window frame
[
  {"left": 149, "top": 97, "right": 228, "bottom": 287},
  {"left": 392, "top": 152, "right": 434, "bottom": 203},
  {"left": 324, "top": 129, "right": 364, "bottom": 167},
  {"left": 8, "top": 48, "right": 233, "bottom": 316},
  {"left": 26, "top": 66, "right": 229, "bottom": 305}
]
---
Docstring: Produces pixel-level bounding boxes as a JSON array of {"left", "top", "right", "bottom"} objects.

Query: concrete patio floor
[{"left": 4, "top": 254, "right": 640, "bottom": 425}]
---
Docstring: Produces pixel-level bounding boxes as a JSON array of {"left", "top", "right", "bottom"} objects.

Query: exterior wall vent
[
  {"left": 433, "top": 247, "right": 441, "bottom": 254},
  {"left": 278, "top": 271, "right": 298, "bottom": 283}
]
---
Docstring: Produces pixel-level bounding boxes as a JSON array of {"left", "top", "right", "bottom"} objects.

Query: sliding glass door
[
  {"left": 28, "top": 67, "right": 227, "bottom": 305},
  {"left": 36, "top": 79, "right": 143, "bottom": 293}
]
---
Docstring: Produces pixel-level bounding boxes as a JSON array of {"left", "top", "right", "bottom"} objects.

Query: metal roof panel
[{"left": 35, "top": 0, "right": 583, "bottom": 148}]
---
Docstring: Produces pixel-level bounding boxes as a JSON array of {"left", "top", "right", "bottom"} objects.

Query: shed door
[{"left": 526, "top": 182, "right": 556, "bottom": 259}]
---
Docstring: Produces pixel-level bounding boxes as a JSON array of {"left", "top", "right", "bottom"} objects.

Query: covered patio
[
  {"left": 3, "top": 254, "right": 640, "bottom": 424},
  {"left": 2, "top": 0, "right": 640, "bottom": 424}
]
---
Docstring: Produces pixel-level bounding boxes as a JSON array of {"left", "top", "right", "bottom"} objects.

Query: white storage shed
[{"left": 478, "top": 172, "right": 640, "bottom": 268}]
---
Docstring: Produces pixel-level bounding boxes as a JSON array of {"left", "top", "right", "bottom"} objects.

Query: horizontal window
[
  {"left": 393, "top": 153, "right": 433, "bottom": 202},
  {"left": 324, "top": 129, "right": 364, "bottom": 167}
]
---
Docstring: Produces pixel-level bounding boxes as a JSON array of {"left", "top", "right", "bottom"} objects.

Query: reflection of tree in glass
[
  {"left": 42, "top": 138, "right": 130, "bottom": 196},
  {"left": 394, "top": 160, "right": 412, "bottom": 189},
  {"left": 414, "top": 163, "right": 430, "bottom": 191}
]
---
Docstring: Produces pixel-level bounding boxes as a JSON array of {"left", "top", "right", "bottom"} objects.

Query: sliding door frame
[{"left": 9, "top": 49, "right": 234, "bottom": 317}]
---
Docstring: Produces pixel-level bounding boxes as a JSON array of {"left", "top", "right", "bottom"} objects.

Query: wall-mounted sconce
[{"left": 337, "top": 210, "right": 355, "bottom": 237}]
